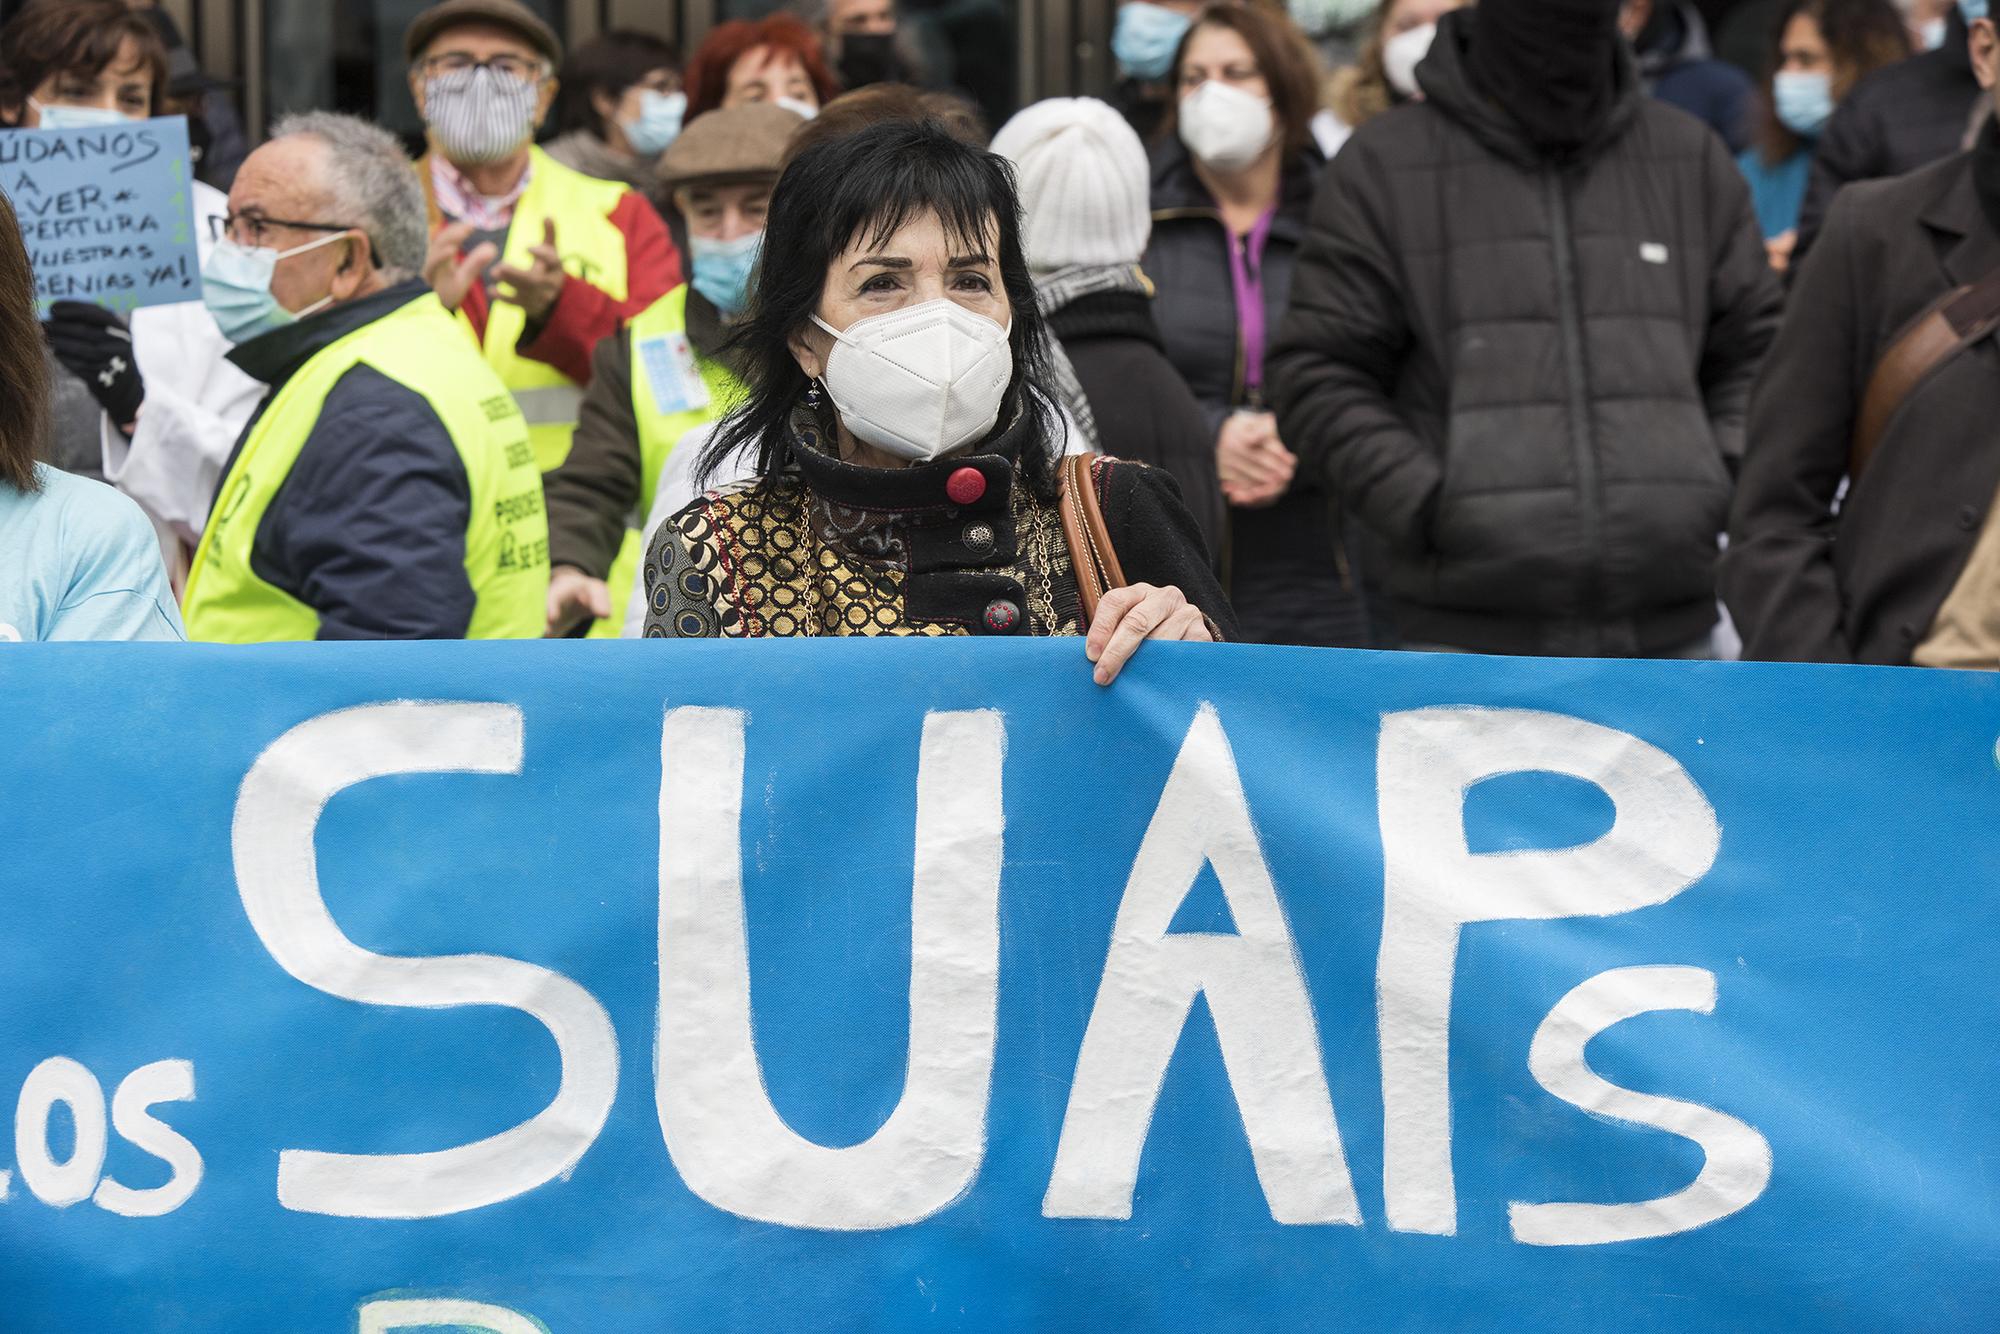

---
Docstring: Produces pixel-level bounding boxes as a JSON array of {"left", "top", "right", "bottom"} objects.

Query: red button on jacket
[{"left": 946, "top": 466, "right": 987, "bottom": 506}]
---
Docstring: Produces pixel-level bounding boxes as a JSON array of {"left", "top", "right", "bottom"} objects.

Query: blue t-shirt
[
  {"left": 1737, "top": 146, "right": 1812, "bottom": 241},
  {"left": 0, "top": 465, "right": 185, "bottom": 642}
]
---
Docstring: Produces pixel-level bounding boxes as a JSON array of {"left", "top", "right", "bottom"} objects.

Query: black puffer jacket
[
  {"left": 1145, "top": 140, "right": 1371, "bottom": 649},
  {"left": 1270, "top": 11, "right": 1780, "bottom": 656},
  {"left": 1046, "top": 287, "right": 1226, "bottom": 560}
]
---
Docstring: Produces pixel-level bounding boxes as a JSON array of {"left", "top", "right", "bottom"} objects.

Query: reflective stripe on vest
[
  {"left": 589, "top": 284, "right": 744, "bottom": 638},
  {"left": 182, "top": 294, "right": 551, "bottom": 643},
  {"left": 514, "top": 384, "right": 586, "bottom": 427},
  {"left": 467, "top": 146, "right": 632, "bottom": 474}
]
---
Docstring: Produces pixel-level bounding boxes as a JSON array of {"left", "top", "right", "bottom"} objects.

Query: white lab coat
[{"left": 98, "top": 179, "right": 265, "bottom": 583}]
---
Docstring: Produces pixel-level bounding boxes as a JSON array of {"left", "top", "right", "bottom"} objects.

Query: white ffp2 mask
[
  {"left": 812, "top": 299, "right": 1013, "bottom": 463},
  {"left": 1177, "top": 80, "right": 1275, "bottom": 172},
  {"left": 1382, "top": 22, "right": 1436, "bottom": 100}
]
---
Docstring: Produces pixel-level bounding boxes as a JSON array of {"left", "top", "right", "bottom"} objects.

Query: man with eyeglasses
[
  {"left": 180, "top": 112, "right": 549, "bottom": 644},
  {"left": 404, "top": 0, "right": 682, "bottom": 478}
]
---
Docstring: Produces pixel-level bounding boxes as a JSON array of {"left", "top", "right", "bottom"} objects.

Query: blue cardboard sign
[
  {"left": 0, "top": 115, "right": 198, "bottom": 315},
  {"left": 0, "top": 639, "right": 1996, "bottom": 1331}
]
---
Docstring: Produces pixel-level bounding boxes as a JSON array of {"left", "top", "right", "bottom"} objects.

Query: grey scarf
[{"left": 1034, "top": 263, "right": 1152, "bottom": 317}]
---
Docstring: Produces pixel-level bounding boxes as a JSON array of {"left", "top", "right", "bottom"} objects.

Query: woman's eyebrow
[
  {"left": 851, "top": 256, "right": 913, "bottom": 271},
  {"left": 948, "top": 253, "right": 994, "bottom": 269}
]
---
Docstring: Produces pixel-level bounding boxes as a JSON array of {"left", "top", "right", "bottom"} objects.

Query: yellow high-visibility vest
[
  {"left": 183, "top": 293, "right": 549, "bottom": 642},
  {"left": 589, "top": 283, "right": 742, "bottom": 637},
  {"left": 459, "top": 146, "right": 634, "bottom": 474}
]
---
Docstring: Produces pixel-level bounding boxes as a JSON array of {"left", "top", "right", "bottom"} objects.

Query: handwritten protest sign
[{"left": 0, "top": 114, "right": 198, "bottom": 316}]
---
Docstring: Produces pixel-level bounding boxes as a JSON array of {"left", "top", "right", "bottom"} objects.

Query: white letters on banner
[
  {"left": 5, "top": 1057, "right": 198, "bottom": 1214},
  {"left": 93, "top": 1059, "right": 204, "bottom": 1217},
  {"left": 356, "top": 1297, "right": 547, "bottom": 1333},
  {"left": 1374, "top": 707, "right": 1724, "bottom": 1236},
  {"left": 655, "top": 707, "right": 1006, "bottom": 1230},
  {"left": 233, "top": 701, "right": 619, "bottom": 1219},
  {"left": 214, "top": 699, "right": 1764, "bottom": 1243},
  {"left": 1510, "top": 966, "right": 1772, "bottom": 1244},
  {"left": 1044, "top": 703, "right": 1360, "bottom": 1225},
  {"left": 15, "top": 1057, "right": 106, "bottom": 1207}
]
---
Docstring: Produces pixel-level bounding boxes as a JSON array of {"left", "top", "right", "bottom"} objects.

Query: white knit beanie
[{"left": 991, "top": 97, "right": 1152, "bottom": 272}]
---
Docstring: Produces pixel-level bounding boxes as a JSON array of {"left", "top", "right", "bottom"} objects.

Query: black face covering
[
  {"left": 837, "top": 33, "right": 909, "bottom": 90},
  {"left": 1463, "top": 0, "right": 1622, "bottom": 159}
]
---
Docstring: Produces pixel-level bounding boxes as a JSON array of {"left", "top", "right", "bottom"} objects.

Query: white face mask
[
  {"left": 1177, "top": 80, "right": 1275, "bottom": 172},
  {"left": 811, "top": 299, "right": 1013, "bottom": 463},
  {"left": 773, "top": 95, "right": 819, "bottom": 121},
  {"left": 1382, "top": 22, "right": 1436, "bottom": 100}
]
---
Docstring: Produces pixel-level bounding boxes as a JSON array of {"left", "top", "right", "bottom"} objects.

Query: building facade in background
[{"left": 22, "top": 1, "right": 1139, "bottom": 146}]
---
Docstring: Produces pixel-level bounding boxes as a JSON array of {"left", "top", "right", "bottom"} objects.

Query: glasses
[
  {"left": 212, "top": 210, "right": 355, "bottom": 249},
  {"left": 416, "top": 53, "right": 548, "bottom": 84},
  {"left": 212, "top": 211, "right": 379, "bottom": 268}
]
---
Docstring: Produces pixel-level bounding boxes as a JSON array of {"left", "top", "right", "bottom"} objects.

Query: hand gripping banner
[{"left": 0, "top": 639, "right": 1995, "bottom": 1330}]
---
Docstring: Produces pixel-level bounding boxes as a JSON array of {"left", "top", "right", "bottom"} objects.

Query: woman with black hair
[
  {"left": 641, "top": 120, "right": 1233, "bottom": 683},
  {"left": 544, "top": 29, "right": 685, "bottom": 193}
]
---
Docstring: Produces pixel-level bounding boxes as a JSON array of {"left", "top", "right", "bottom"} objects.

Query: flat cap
[
  {"left": 404, "top": 0, "right": 562, "bottom": 66},
  {"left": 656, "top": 103, "right": 805, "bottom": 194}
]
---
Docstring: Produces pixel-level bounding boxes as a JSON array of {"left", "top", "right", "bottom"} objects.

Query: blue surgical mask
[
  {"left": 1961, "top": 0, "right": 1987, "bottom": 26},
  {"left": 688, "top": 229, "right": 763, "bottom": 317},
  {"left": 1922, "top": 15, "right": 1948, "bottom": 47},
  {"left": 1773, "top": 69, "right": 1834, "bottom": 138},
  {"left": 30, "top": 98, "right": 129, "bottom": 131},
  {"left": 1113, "top": 2, "right": 1192, "bottom": 81},
  {"left": 624, "top": 89, "right": 686, "bottom": 157},
  {"left": 201, "top": 234, "right": 344, "bottom": 345}
]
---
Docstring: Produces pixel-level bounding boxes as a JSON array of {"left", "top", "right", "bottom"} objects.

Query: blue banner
[{"left": 1, "top": 640, "right": 1995, "bottom": 1330}]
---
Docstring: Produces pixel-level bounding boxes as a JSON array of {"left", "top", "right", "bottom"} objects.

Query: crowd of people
[{"left": 4, "top": 0, "right": 1999, "bottom": 674}]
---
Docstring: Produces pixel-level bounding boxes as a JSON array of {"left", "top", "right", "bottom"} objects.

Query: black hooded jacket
[{"left": 1269, "top": 10, "right": 1780, "bottom": 655}]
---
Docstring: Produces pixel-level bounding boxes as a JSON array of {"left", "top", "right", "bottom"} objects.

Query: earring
[{"left": 804, "top": 378, "right": 825, "bottom": 409}]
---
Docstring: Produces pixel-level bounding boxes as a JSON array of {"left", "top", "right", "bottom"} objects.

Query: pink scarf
[{"left": 430, "top": 154, "right": 531, "bottom": 232}]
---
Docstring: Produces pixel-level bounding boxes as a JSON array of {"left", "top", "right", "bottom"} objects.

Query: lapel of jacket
[{"left": 1921, "top": 157, "right": 2000, "bottom": 289}]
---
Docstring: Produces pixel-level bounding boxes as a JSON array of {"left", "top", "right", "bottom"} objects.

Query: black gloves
[{"left": 44, "top": 300, "right": 145, "bottom": 434}]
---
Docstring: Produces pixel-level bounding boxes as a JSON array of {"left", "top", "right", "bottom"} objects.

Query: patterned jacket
[{"left": 642, "top": 398, "right": 1235, "bottom": 640}]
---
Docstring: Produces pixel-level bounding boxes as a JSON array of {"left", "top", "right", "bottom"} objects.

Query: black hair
[
  {"left": 699, "top": 118, "right": 1065, "bottom": 498},
  {"left": 549, "top": 29, "right": 680, "bottom": 142}
]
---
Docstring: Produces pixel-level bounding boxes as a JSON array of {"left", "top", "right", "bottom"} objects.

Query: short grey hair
[{"left": 270, "top": 111, "right": 427, "bottom": 282}]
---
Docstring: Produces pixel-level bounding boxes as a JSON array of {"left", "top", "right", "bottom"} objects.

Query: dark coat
[
  {"left": 1638, "top": 0, "right": 1755, "bottom": 153},
  {"left": 1046, "top": 287, "right": 1226, "bottom": 560},
  {"left": 1722, "top": 148, "right": 2000, "bottom": 665},
  {"left": 546, "top": 284, "right": 737, "bottom": 580},
  {"left": 1268, "top": 13, "right": 1780, "bottom": 657},
  {"left": 1144, "top": 139, "right": 1371, "bottom": 648},
  {"left": 1794, "top": 12, "right": 1980, "bottom": 264},
  {"left": 216, "top": 282, "right": 483, "bottom": 640}
]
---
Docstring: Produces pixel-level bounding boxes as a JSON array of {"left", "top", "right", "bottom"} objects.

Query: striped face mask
[{"left": 423, "top": 65, "right": 539, "bottom": 165}]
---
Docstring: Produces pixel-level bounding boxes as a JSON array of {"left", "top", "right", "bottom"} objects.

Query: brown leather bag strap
[
  {"left": 1852, "top": 267, "right": 2000, "bottom": 480},
  {"left": 1058, "top": 454, "right": 1127, "bottom": 627}
]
